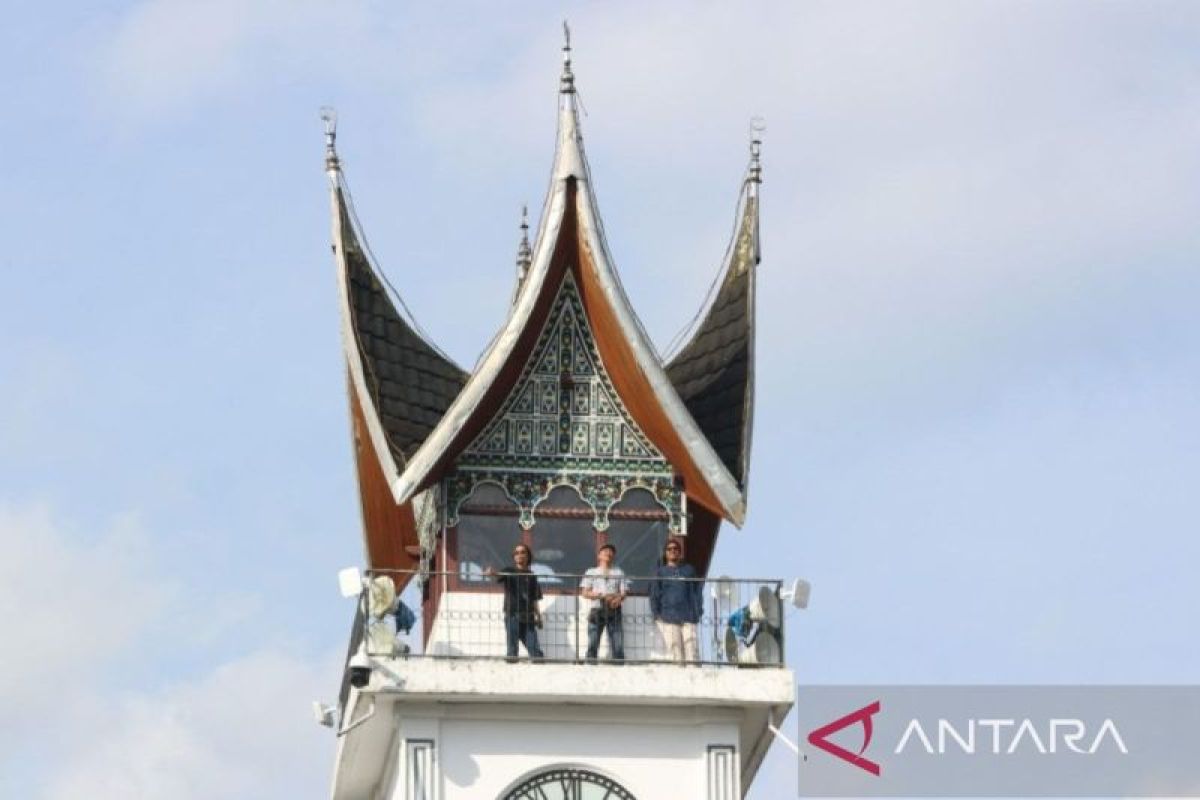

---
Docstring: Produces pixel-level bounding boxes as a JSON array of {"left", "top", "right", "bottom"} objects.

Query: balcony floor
[{"left": 366, "top": 655, "right": 795, "bottom": 707}]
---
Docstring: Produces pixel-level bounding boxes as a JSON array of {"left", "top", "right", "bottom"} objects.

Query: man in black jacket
[{"left": 485, "top": 543, "right": 545, "bottom": 661}]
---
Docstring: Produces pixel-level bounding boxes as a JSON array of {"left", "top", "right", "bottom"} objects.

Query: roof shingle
[
  {"left": 338, "top": 190, "right": 468, "bottom": 465},
  {"left": 665, "top": 192, "right": 758, "bottom": 489}
]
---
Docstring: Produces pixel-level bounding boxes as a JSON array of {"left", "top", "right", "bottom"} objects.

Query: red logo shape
[{"left": 807, "top": 700, "right": 882, "bottom": 776}]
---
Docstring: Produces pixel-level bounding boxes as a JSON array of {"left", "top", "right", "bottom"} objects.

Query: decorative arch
[{"left": 499, "top": 765, "right": 637, "bottom": 800}]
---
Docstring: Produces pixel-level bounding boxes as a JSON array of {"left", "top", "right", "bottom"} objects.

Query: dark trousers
[
  {"left": 504, "top": 615, "right": 544, "bottom": 659},
  {"left": 586, "top": 607, "right": 625, "bottom": 660}
]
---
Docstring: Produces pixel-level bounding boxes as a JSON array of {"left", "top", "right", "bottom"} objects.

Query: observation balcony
[
  {"left": 329, "top": 570, "right": 799, "bottom": 799},
  {"left": 336, "top": 568, "right": 798, "bottom": 711}
]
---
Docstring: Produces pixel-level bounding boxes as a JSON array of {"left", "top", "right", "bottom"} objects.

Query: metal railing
[{"left": 352, "top": 570, "right": 788, "bottom": 668}]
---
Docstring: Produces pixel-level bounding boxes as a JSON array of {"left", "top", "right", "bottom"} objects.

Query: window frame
[{"left": 445, "top": 490, "right": 670, "bottom": 595}]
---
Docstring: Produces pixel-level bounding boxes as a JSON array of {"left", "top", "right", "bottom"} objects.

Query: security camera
[{"left": 348, "top": 650, "right": 372, "bottom": 689}]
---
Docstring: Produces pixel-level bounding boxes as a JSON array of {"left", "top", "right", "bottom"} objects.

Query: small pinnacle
[
  {"left": 321, "top": 106, "right": 340, "bottom": 171},
  {"left": 517, "top": 205, "right": 532, "bottom": 269},
  {"left": 749, "top": 117, "right": 765, "bottom": 185},
  {"left": 513, "top": 204, "right": 533, "bottom": 304}
]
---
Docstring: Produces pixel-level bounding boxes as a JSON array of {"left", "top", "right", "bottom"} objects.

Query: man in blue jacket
[{"left": 649, "top": 538, "right": 703, "bottom": 663}]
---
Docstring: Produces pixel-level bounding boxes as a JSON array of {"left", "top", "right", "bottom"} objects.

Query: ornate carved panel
[{"left": 448, "top": 271, "right": 683, "bottom": 532}]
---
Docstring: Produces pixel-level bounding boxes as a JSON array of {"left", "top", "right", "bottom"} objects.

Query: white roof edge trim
[
  {"left": 391, "top": 98, "right": 580, "bottom": 504},
  {"left": 668, "top": 176, "right": 760, "bottom": 501},
  {"left": 740, "top": 196, "right": 758, "bottom": 503},
  {"left": 573, "top": 168, "right": 748, "bottom": 528},
  {"left": 666, "top": 174, "right": 758, "bottom": 365},
  {"left": 329, "top": 170, "right": 405, "bottom": 501},
  {"left": 392, "top": 92, "right": 747, "bottom": 527}
]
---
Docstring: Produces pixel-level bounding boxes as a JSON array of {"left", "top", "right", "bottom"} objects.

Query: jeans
[
  {"left": 504, "top": 615, "right": 544, "bottom": 659},
  {"left": 586, "top": 607, "right": 625, "bottom": 661}
]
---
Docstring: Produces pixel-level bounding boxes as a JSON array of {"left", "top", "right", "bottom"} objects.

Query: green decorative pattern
[
  {"left": 445, "top": 470, "right": 682, "bottom": 533},
  {"left": 447, "top": 271, "right": 682, "bottom": 532}
]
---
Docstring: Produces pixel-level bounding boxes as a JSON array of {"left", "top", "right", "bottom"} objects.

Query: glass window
[
  {"left": 612, "top": 487, "right": 664, "bottom": 512},
  {"left": 607, "top": 519, "right": 669, "bottom": 591},
  {"left": 461, "top": 482, "right": 512, "bottom": 510},
  {"left": 537, "top": 484, "right": 591, "bottom": 511},
  {"left": 530, "top": 518, "right": 596, "bottom": 586},
  {"left": 531, "top": 485, "right": 596, "bottom": 586},
  {"left": 606, "top": 489, "right": 670, "bottom": 591},
  {"left": 453, "top": 482, "right": 520, "bottom": 582},
  {"left": 456, "top": 483, "right": 523, "bottom": 584},
  {"left": 457, "top": 514, "right": 524, "bottom": 583}
]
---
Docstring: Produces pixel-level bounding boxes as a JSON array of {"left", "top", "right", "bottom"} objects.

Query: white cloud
[
  {"left": 0, "top": 502, "right": 166, "bottom": 720},
  {"left": 0, "top": 501, "right": 339, "bottom": 799},
  {"left": 42, "top": 649, "right": 337, "bottom": 800}
]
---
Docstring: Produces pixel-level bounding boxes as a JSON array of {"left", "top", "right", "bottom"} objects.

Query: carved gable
[{"left": 446, "top": 271, "right": 682, "bottom": 531}]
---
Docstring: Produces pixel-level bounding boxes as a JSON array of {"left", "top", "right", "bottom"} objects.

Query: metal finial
[
  {"left": 517, "top": 204, "right": 532, "bottom": 267},
  {"left": 513, "top": 203, "right": 533, "bottom": 302},
  {"left": 321, "top": 106, "right": 339, "bottom": 171},
  {"left": 749, "top": 116, "right": 765, "bottom": 184},
  {"left": 560, "top": 21, "right": 575, "bottom": 94}
]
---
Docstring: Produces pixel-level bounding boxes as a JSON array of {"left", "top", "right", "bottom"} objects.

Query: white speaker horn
[
  {"left": 367, "top": 574, "right": 398, "bottom": 619},
  {"left": 747, "top": 585, "right": 782, "bottom": 628},
  {"left": 723, "top": 627, "right": 739, "bottom": 663},
  {"left": 740, "top": 630, "right": 781, "bottom": 665},
  {"left": 367, "top": 620, "right": 396, "bottom": 657}
]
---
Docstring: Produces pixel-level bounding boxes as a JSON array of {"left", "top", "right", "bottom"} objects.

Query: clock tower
[{"left": 321, "top": 28, "right": 797, "bottom": 800}]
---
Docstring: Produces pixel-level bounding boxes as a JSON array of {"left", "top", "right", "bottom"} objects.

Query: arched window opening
[
  {"left": 455, "top": 483, "right": 522, "bottom": 583},
  {"left": 605, "top": 488, "right": 670, "bottom": 591},
  {"left": 448, "top": 478, "right": 675, "bottom": 591},
  {"left": 530, "top": 486, "right": 596, "bottom": 585}
]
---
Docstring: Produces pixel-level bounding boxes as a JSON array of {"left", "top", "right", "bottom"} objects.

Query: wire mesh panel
[{"left": 359, "top": 570, "right": 788, "bottom": 668}]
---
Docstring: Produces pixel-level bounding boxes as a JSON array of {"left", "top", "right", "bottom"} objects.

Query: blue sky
[{"left": 2, "top": 1, "right": 1198, "bottom": 797}]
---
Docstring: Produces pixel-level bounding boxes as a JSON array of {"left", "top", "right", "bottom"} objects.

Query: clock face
[{"left": 503, "top": 767, "right": 636, "bottom": 800}]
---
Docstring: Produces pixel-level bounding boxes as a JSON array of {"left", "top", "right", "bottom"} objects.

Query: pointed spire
[
  {"left": 512, "top": 205, "right": 532, "bottom": 303},
  {"left": 321, "top": 106, "right": 340, "bottom": 174},
  {"left": 550, "top": 21, "right": 586, "bottom": 182}
]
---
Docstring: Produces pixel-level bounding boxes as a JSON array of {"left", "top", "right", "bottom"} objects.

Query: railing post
[{"left": 775, "top": 580, "right": 785, "bottom": 667}]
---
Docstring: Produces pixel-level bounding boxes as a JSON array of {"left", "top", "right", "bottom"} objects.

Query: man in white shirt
[{"left": 580, "top": 544, "right": 628, "bottom": 662}]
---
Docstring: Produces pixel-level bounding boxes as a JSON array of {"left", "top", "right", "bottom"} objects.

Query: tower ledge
[{"left": 333, "top": 660, "right": 794, "bottom": 800}]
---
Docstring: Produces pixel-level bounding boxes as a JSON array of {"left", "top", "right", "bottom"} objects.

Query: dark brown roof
[
  {"left": 665, "top": 192, "right": 758, "bottom": 489},
  {"left": 338, "top": 189, "right": 469, "bottom": 464}
]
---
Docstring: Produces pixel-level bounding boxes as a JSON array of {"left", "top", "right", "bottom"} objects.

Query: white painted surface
[
  {"left": 332, "top": 657, "right": 795, "bottom": 800},
  {"left": 385, "top": 707, "right": 742, "bottom": 800},
  {"left": 368, "top": 657, "right": 794, "bottom": 708}
]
